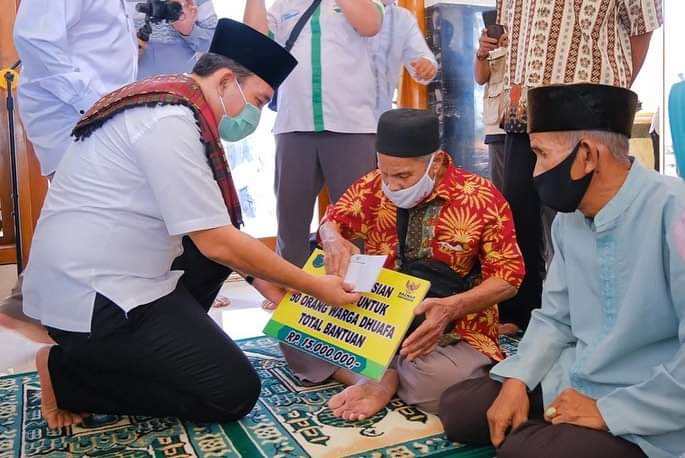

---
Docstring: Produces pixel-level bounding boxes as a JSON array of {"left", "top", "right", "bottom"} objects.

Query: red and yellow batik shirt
[{"left": 323, "top": 156, "right": 525, "bottom": 361}]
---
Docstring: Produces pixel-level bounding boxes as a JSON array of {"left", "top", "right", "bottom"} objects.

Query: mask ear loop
[
  {"left": 218, "top": 77, "right": 247, "bottom": 116},
  {"left": 424, "top": 152, "right": 436, "bottom": 179},
  {"left": 218, "top": 91, "right": 228, "bottom": 116},
  {"left": 234, "top": 78, "right": 248, "bottom": 104}
]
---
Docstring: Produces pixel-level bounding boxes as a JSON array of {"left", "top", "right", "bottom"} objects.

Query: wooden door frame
[{"left": 397, "top": 0, "right": 429, "bottom": 109}]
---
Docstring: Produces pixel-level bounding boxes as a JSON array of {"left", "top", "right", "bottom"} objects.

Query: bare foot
[
  {"left": 261, "top": 299, "right": 278, "bottom": 311},
  {"left": 0, "top": 280, "right": 55, "bottom": 344},
  {"left": 35, "top": 346, "right": 83, "bottom": 429},
  {"left": 211, "top": 296, "right": 231, "bottom": 308},
  {"left": 498, "top": 323, "right": 521, "bottom": 336},
  {"left": 0, "top": 312, "right": 54, "bottom": 344},
  {"left": 328, "top": 369, "right": 399, "bottom": 421}
]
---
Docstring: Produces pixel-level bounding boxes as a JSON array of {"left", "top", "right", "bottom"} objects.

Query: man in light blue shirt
[
  {"left": 128, "top": 0, "right": 218, "bottom": 79},
  {"left": 439, "top": 84, "right": 685, "bottom": 458}
]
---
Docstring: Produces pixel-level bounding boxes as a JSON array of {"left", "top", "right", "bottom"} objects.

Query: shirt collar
[{"left": 590, "top": 159, "right": 647, "bottom": 232}]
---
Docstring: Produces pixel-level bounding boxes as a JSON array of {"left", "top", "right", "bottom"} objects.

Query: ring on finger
[{"left": 544, "top": 406, "right": 558, "bottom": 419}]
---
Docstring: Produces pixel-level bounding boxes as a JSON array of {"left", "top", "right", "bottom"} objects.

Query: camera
[
  {"left": 135, "top": 0, "right": 183, "bottom": 42},
  {"left": 136, "top": 0, "right": 183, "bottom": 22}
]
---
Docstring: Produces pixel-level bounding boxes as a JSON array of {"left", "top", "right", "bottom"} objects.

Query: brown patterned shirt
[{"left": 497, "top": 0, "right": 663, "bottom": 90}]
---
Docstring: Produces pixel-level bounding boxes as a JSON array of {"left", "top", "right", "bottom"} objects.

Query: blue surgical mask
[
  {"left": 381, "top": 154, "right": 436, "bottom": 209},
  {"left": 218, "top": 80, "right": 261, "bottom": 142}
]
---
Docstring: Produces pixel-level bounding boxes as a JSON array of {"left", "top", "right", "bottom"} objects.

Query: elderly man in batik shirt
[
  {"left": 440, "top": 84, "right": 685, "bottom": 458},
  {"left": 280, "top": 108, "right": 525, "bottom": 420}
]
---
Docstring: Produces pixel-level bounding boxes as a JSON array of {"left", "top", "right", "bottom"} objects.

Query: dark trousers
[
  {"left": 439, "top": 376, "right": 646, "bottom": 458},
  {"left": 486, "top": 134, "right": 506, "bottom": 191},
  {"left": 274, "top": 132, "right": 377, "bottom": 267},
  {"left": 47, "top": 237, "right": 260, "bottom": 423},
  {"left": 498, "top": 133, "right": 547, "bottom": 329}
]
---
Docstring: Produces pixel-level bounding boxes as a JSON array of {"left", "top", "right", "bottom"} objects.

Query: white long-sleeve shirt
[
  {"left": 367, "top": 4, "right": 436, "bottom": 120},
  {"left": 14, "top": 0, "right": 138, "bottom": 176}
]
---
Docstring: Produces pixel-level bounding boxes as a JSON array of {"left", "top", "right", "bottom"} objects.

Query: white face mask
[{"left": 381, "top": 154, "right": 436, "bottom": 209}]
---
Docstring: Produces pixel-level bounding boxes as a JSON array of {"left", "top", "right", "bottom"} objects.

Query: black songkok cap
[
  {"left": 527, "top": 83, "right": 638, "bottom": 138},
  {"left": 209, "top": 18, "right": 297, "bottom": 90},
  {"left": 376, "top": 109, "right": 440, "bottom": 157}
]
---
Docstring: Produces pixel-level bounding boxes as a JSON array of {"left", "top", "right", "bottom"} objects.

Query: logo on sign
[
  {"left": 313, "top": 254, "right": 325, "bottom": 269},
  {"left": 398, "top": 280, "right": 420, "bottom": 302}
]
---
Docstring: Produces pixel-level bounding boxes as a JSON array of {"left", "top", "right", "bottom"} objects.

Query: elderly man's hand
[
  {"left": 321, "top": 230, "right": 360, "bottom": 278},
  {"left": 399, "top": 297, "right": 455, "bottom": 361},
  {"left": 487, "top": 378, "right": 530, "bottom": 447},
  {"left": 173, "top": 0, "right": 198, "bottom": 36},
  {"left": 545, "top": 388, "right": 608, "bottom": 431}
]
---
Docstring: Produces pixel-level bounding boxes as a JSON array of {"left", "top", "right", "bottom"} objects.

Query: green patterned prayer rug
[{"left": 0, "top": 335, "right": 520, "bottom": 457}]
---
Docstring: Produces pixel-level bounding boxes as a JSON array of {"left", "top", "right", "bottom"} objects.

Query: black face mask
[{"left": 533, "top": 141, "right": 593, "bottom": 213}]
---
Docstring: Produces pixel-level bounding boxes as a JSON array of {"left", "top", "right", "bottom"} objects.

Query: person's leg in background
[
  {"left": 317, "top": 132, "right": 377, "bottom": 203},
  {"left": 498, "top": 133, "right": 545, "bottom": 332},
  {"left": 487, "top": 135, "right": 506, "bottom": 191},
  {"left": 275, "top": 133, "right": 324, "bottom": 268},
  {"left": 650, "top": 130, "right": 660, "bottom": 172},
  {"left": 541, "top": 205, "right": 556, "bottom": 269}
]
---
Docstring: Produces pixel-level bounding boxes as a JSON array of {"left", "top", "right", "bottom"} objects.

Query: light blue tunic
[{"left": 491, "top": 161, "right": 685, "bottom": 458}]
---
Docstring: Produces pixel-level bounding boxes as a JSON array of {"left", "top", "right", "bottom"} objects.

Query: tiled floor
[{"left": 0, "top": 278, "right": 270, "bottom": 376}]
